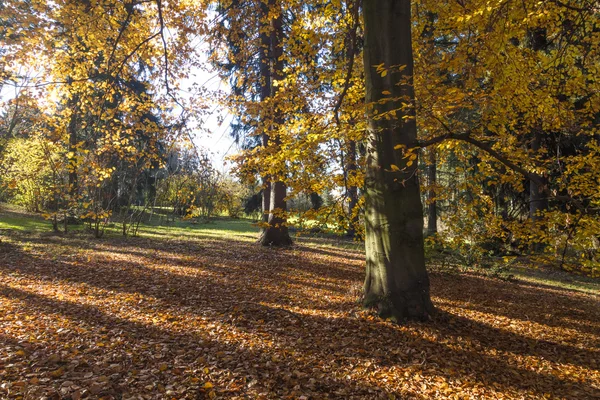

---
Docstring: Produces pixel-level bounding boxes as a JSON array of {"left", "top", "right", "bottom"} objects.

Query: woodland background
[{"left": 0, "top": 0, "right": 599, "bottom": 398}]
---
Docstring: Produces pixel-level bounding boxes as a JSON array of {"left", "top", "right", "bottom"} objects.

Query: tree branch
[
  {"left": 418, "top": 115, "right": 588, "bottom": 213},
  {"left": 333, "top": 0, "right": 361, "bottom": 127},
  {"left": 156, "top": 0, "right": 171, "bottom": 93}
]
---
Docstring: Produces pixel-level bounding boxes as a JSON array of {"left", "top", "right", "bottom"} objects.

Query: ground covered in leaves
[{"left": 0, "top": 218, "right": 599, "bottom": 399}]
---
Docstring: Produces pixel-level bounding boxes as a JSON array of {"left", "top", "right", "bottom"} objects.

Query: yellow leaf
[
  {"left": 382, "top": 90, "right": 391, "bottom": 95},
  {"left": 49, "top": 368, "right": 64, "bottom": 378},
  {"left": 390, "top": 164, "right": 400, "bottom": 172},
  {"left": 381, "top": 70, "right": 388, "bottom": 77},
  {"left": 204, "top": 382, "right": 214, "bottom": 389}
]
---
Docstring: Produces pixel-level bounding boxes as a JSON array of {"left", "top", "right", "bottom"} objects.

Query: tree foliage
[{"left": 1, "top": 1, "right": 598, "bottom": 275}]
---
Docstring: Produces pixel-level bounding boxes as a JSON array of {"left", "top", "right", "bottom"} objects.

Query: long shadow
[
  {"left": 432, "top": 272, "right": 600, "bottom": 338},
  {"left": 1, "top": 233, "right": 599, "bottom": 398},
  {"left": 296, "top": 244, "right": 366, "bottom": 262},
  {"left": 2, "top": 283, "right": 597, "bottom": 399},
  {"left": 0, "top": 284, "right": 421, "bottom": 399}
]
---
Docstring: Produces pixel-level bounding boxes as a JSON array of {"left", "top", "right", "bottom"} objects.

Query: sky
[
  {"left": 0, "top": 66, "right": 238, "bottom": 174},
  {"left": 178, "top": 66, "right": 237, "bottom": 174}
]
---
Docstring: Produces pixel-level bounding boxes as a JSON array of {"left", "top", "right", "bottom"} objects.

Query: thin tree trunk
[
  {"left": 362, "top": 0, "right": 434, "bottom": 321},
  {"left": 259, "top": 1, "right": 272, "bottom": 228},
  {"left": 427, "top": 148, "right": 437, "bottom": 236},
  {"left": 67, "top": 94, "right": 79, "bottom": 198},
  {"left": 529, "top": 130, "right": 547, "bottom": 252},
  {"left": 346, "top": 139, "right": 359, "bottom": 237}
]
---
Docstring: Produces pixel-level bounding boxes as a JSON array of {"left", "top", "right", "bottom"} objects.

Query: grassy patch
[{"left": 0, "top": 204, "right": 50, "bottom": 232}]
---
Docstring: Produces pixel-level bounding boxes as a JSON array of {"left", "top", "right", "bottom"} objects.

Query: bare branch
[{"left": 333, "top": 0, "right": 361, "bottom": 127}]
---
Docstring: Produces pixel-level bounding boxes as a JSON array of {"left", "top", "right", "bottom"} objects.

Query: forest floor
[{"left": 0, "top": 205, "right": 599, "bottom": 399}]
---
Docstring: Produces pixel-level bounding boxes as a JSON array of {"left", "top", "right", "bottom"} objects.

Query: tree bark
[
  {"left": 529, "top": 131, "right": 547, "bottom": 252},
  {"left": 259, "top": 0, "right": 272, "bottom": 228},
  {"left": 67, "top": 94, "right": 79, "bottom": 198},
  {"left": 346, "top": 139, "right": 360, "bottom": 237},
  {"left": 258, "top": 0, "right": 291, "bottom": 246},
  {"left": 362, "top": 0, "right": 434, "bottom": 321},
  {"left": 261, "top": 182, "right": 271, "bottom": 225},
  {"left": 427, "top": 148, "right": 437, "bottom": 236}
]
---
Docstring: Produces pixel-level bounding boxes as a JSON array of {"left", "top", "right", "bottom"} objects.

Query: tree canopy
[{"left": 1, "top": 0, "right": 599, "bottom": 309}]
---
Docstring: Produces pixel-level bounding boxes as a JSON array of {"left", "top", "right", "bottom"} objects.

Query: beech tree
[
  {"left": 2, "top": 0, "right": 599, "bottom": 313},
  {"left": 361, "top": 0, "right": 435, "bottom": 320}
]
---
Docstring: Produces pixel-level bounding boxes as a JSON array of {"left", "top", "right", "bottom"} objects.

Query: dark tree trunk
[
  {"left": 427, "top": 148, "right": 438, "bottom": 236},
  {"left": 346, "top": 139, "right": 359, "bottom": 237},
  {"left": 259, "top": 0, "right": 272, "bottom": 228},
  {"left": 529, "top": 131, "right": 547, "bottom": 252},
  {"left": 258, "top": 0, "right": 291, "bottom": 246},
  {"left": 362, "top": 0, "right": 434, "bottom": 321},
  {"left": 67, "top": 95, "right": 79, "bottom": 198}
]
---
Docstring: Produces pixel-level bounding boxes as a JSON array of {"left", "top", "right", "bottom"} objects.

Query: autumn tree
[{"left": 412, "top": 0, "right": 599, "bottom": 274}]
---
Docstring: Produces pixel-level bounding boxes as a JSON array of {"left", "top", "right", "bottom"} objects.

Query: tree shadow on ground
[{"left": 0, "top": 232, "right": 598, "bottom": 399}]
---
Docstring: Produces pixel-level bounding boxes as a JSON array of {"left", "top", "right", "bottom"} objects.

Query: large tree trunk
[
  {"left": 362, "top": 0, "right": 434, "bottom": 321},
  {"left": 260, "top": 178, "right": 292, "bottom": 246},
  {"left": 258, "top": 0, "right": 291, "bottom": 246},
  {"left": 261, "top": 182, "right": 271, "bottom": 225},
  {"left": 427, "top": 148, "right": 438, "bottom": 236}
]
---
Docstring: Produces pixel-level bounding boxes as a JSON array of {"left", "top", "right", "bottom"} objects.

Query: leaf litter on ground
[{"left": 0, "top": 227, "right": 598, "bottom": 399}]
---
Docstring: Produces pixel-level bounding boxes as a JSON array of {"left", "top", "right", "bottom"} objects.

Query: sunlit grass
[{"left": 0, "top": 213, "right": 50, "bottom": 231}]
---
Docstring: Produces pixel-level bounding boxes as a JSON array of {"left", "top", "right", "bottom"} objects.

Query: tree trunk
[
  {"left": 529, "top": 131, "right": 547, "bottom": 252},
  {"left": 427, "top": 148, "right": 438, "bottom": 236},
  {"left": 261, "top": 181, "right": 271, "bottom": 225},
  {"left": 260, "top": 178, "right": 292, "bottom": 246},
  {"left": 258, "top": 0, "right": 291, "bottom": 246},
  {"left": 362, "top": 0, "right": 434, "bottom": 321},
  {"left": 67, "top": 94, "right": 79, "bottom": 198},
  {"left": 346, "top": 139, "right": 359, "bottom": 237},
  {"left": 259, "top": 2, "right": 272, "bottom": 228}
]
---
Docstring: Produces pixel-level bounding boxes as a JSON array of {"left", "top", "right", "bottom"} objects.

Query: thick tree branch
[
  {"left": 550, "top": 0, "right": 592, "bottom": 12},
  {"left": 418, "top": 116, "right": 588, "bottom": 213}
]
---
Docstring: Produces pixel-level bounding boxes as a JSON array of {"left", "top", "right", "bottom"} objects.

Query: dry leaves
[{"left": 0, "top": 228, "right": 598, "bottom": 399}]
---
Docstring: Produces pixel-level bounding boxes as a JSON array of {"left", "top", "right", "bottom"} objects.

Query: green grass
[
  {"left": 507, "top": 265, "right": 600, "bottom": 296},
  {"left": 2, "top": 202, "right": 597, "bottom": 295},
  {"left": 0, "top": 204, "right": 50, "bottom": 232},
  {"left": 139, "top": 217, "right": 259, "bottom": 242}
]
